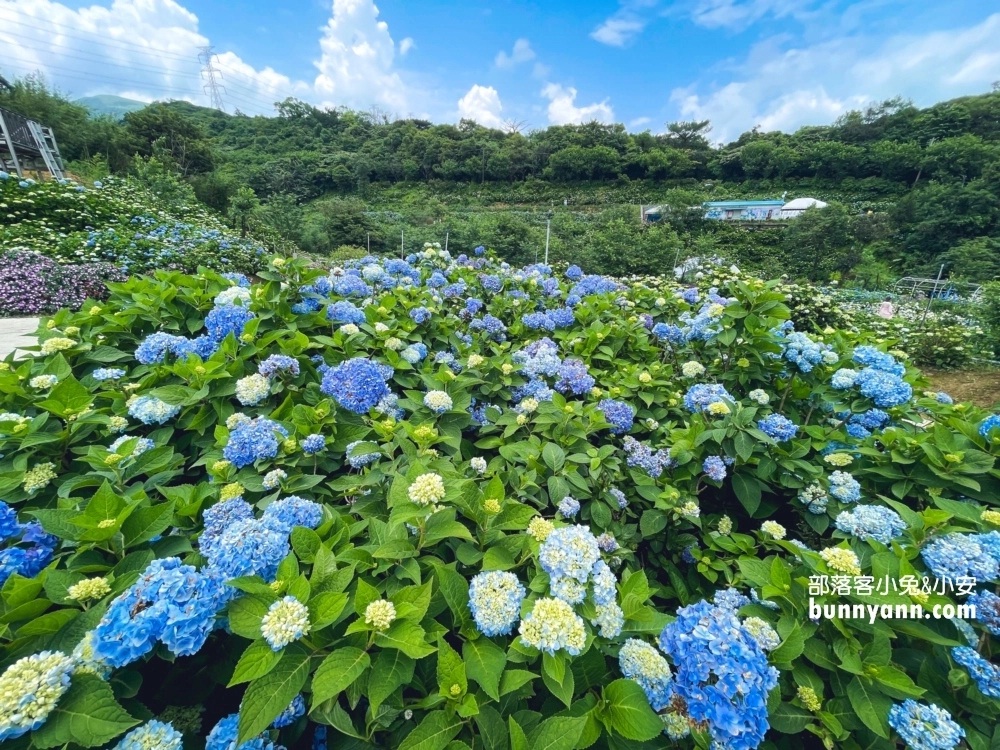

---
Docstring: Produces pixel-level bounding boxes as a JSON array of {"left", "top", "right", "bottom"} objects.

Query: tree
[
  {"left": 780, "top": 204, "right": 859, "bottom": 280},
  {"left": 229, "top": 186, "right": 261, "bottom": 237},
  {"left": 124, "top": 103, "right": 215, "bottom": 175}
]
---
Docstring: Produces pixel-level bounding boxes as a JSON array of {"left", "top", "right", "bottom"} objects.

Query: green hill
[{"left": 74, "top": 94, "right": 147, "bottom": 119}]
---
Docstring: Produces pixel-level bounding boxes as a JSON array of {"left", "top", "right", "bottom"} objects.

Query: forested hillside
[{"left": 3, "top": 73, "right": 1000, "bottom": 282}]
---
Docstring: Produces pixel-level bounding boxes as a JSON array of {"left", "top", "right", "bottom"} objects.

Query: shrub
[{"left": 0, "top": 249, "right": 998, "bottom": 750}]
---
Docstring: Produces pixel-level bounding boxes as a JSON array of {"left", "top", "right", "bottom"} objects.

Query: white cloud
[
  {"left": 495, "top": 38, "right": 535, "bottom": 69},
  {"left": 591, "top": 17, "right": 646, "bottom": 46},
  {"left": 629, "top": 116, "right": 653, "bottom": 129},
  {"left": 590, "top": 0, "right": 658, "bottom": 46},
  {"left": 542, "top": 83, "right": 614, "bottom": 125},
  {"left": 671, "top": 13, "right": 1000, "bottom": 142},
  {"left": 457, "top": 84, "right": 504, "bottom": 128},
  {"left": 313, "top": 0, "right": 410, "bottom": 113},
  {"left": 0, "top": 0, "right": 418, "bottom": 117},
  {"left": 689, "top": 0, "right": 814, "bottom": 31},
  {"left": 0, "top": 0, "right": 309, "bottom": 114}
]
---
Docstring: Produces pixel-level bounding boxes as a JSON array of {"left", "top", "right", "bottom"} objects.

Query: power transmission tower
[{"left": 198, "top": 46, "right": 227, "bottom": 112}]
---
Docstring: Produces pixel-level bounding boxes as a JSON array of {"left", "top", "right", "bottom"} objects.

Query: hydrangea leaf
[
  {"left": 31, "top": 674, "right": 138, "bottom": 749},
  {"left": 310, "top": 646, "right": 370, "bottom": 705},
  {"left": 236, "top": 645, "right": 310, "bottom": 743}
]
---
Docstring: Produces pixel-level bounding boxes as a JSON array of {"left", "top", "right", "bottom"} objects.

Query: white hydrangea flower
[
  {"left": 261, "top": 597, "right": 311, "bottom": 651},
  {"left": 235, "top": 374, "right": 271, "bottom": 406},
  {"left": 364, "top": 599, "right": 397, "bottom": 631},
  {"left": 408, "top": 473, "right": 445, "bottom": 506}
]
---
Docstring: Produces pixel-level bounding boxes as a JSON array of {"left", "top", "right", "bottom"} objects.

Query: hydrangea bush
[
  {"left": 0, "top": 248, "right": 998, "bottom": 749},
  {"left": 0, "top": 175, "right": 266, "bottom": 314}
]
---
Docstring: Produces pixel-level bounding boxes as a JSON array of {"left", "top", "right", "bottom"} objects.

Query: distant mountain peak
[{"left": 74, "top": 95, "right": 147, "bottom": 118}]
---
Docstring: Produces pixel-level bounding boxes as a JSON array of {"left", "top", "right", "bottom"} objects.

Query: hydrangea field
[
  {"left": 0, "top": 246, "right": 999, "bottom": 750},
  {"left": 0, "top": 174, "right": 266, "bottom": 314}
]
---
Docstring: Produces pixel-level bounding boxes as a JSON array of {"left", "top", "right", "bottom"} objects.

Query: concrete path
[{"left": 0, "top": 318, "right": 39, "bottom": 360}]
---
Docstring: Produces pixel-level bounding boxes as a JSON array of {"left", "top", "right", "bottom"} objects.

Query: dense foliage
[
  {"left": 0, "top": 249, "right": 999, "bottom": 750},
  {"left": 0, "top": 173, "right": 268, "bottom": 314},
  {"left": 3, "top": 75, "right": 999, "bottom": 281}
]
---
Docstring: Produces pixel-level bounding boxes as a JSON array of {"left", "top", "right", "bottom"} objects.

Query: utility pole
[
  {"left": 544, "top": 213, "right": 552, "bottom": 265},
  {"left": 198, "top": 46, "right": 227, "bottom": 113}
]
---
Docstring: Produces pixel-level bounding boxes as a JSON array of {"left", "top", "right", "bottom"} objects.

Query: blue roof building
[{"left": 703, "top": 199, "right": 784, "bottom": 221}]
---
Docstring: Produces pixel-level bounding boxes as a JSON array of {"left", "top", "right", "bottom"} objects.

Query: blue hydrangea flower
[
  {"left": 853, "top": 367, "right": 912, "bottom": 408},
  {"left": 468, "top": 314, "right": 507, "bottom": 341},
  {"left": 409, "top": 306, "right": 431, "bottom": 324},
  {"left": 400, "top": 343, "right": 428, "bottom": 363},
  {"left": 554, "top": 359, "right": 594, "bottom": 395},
  {"left": 558, "top": 496, "right": 580, "bottom": 518},
  {"left": 136, "top": 332, "right": 184, "bottom": 364},
  {"left": 623, "top": 437, "right": 673, "bottom": 478},
  {"left": 93, "top": 368, "right": 126, "bottom": 381},
  {"left": 831, "top": 368, "right": 859, "bottom": 389},
  {"left": 205, "top": 305, "right": 255, "bottom": 341},
  {"left": 127, "top": 395, "right": 181, "bottom": 425},
  {"left": 320, "top": 358, "right": 392, "bottom": 414},
  {"left": 114, "top": 720, "right": 182, "bottom": 750},
  {"left": 887, "top": 700, "right": 964, "bottom": 750},
  {"left": 565, "top": 264, "right": 583, "bottom": 281},
  {"left": 272, "top": 695, "right": 306, "bottom": 729},
  {"left": 968, "top": 590, "right": 1000, "bottom": 636},
  {"left": 979, "top": 415, "right": 1000, "bottom": 438},
  {"left": 853, "top": 345, "right": 905, "bottom": 375},
  {"left": 204, "top": 518, "right": 290, "bottom": 581},
  {"left": 259, "top": 354, "right": 300, "bottom": 378},
  {"left": 262, "top": 496, "right": 323, "bottom": 533},
  {"left": 206, "top": 714, "right": 282, "bottom": 750},
  {"left": 834, "top": 505, "right": 906, "bottom": 544},
  {"left": 332, "top": 275, "right": 372, "bottom": 297},
  {"left": 781, "top": 330, "right": 831, "bottom": 373},
  {"left": 951, "top": 646, "right": 1000, "bottom": 698},
  {"left": 0, "top": 502, "right": 20, "bottom": 541},
  {"left": 591, "top": 560, "right": 617, "bottom": 605},
  {"left": 539, "top": 525, "right": 601, "bottom": 583},
  {"left": 200, "top": 499, "right": 255, "bottom": 559},
  {"left": 513, "top": 338, "right": 561, "bottom": 378},
  {"left": 598, "top": 399, "right": 635, "bottom": 434},
  {"left": 683, "top": 383, "right": 734, "bottom": 412},
  {"left": 609, "top": 488, "right": 628, "bottom": 509},
  {"left": 326, "top": 300, "right": 366, "bottom": 325},
  {"left": 223, "top": 418, "right": 289, "bottom": 469},
  {"left": 468, "top": 570, "right": 526, "bottom": 636},
  {"left": 522, "top": 311, "right": 555, "bottom": 331},
  {"left": 92, "top": 559, "right": 227, "bottom": 667},
  {"left": 757, "top": 414, "right": 798, "bottom": 441},
  {"left": 172, "top": 335, "right": 219, "bottom": 360},
  {"left": 345, "top": 440, "right": 381, "bottom": 469},
  {"left": 619, "top": 638, "right": 672, "bottom": 711},
  {"left": 658, "top": 599, "right": 778, "bottom": 750},
  {"left": 829, "top": 471, "right": 861, "bottom": 503},
  {"left": 703, "top": 455, "right": 727, "bottom": 482},
  {"left": 301, "top": 434, "right": 326, "bottom": 455},
  {"left": 921, "top": 533, "right": 999, "bottom": 582}
]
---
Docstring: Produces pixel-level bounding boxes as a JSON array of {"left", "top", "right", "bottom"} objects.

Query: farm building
[
  {"left": 701, "top": 197, "right": 829, "bottom": 221},
  {"left": 703, "top": 199, "right": 784, "bottom": 221}
]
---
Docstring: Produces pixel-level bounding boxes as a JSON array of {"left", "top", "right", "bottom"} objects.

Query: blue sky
[{"left": 1, "top": 0, "right": 998, "bottom": 142}]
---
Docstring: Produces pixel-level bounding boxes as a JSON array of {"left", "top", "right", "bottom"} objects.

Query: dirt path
[{"left": 923, "top": 368, "right": 1000, "bottom": 409}]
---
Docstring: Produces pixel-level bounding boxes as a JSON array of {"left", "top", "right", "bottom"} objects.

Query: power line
[
  {"left": 198, "top": 46, "right": 226, "bottom": 113},
  {"left": 0, "top": 14, "right": 197, "bottom": 63},
  {"left": 0, "top": 14, "right": 305, "bottom": 105},
  {"left": 0, "top": 55, "right": 278, "bottom": 116}
]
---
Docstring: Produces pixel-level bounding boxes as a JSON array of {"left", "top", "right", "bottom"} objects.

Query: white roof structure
[{"left": 781, "top": 197, "right": 828, "bottom": 211}]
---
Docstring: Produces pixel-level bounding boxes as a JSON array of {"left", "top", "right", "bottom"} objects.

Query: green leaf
[
  {"left": 398, "top": 711, "right": 464, "bottom": 750},
  {"left": 237, "top": 646, "right": 311, "bottom": 743},
  {"left": 310, "top": 647, "right": 370, "bottom": 705},
  {"left": 542, "top": 443, "right": 566, "bottom": 472},
  {"left": 437, "top": 638, "right": 468, "bottom": 698},
  {"left": 227, "top": 594, "right": 273, "bottom": 640},
  {"left": 375, "top": 620, "right": 437, "bottom": 658},
  {"left": 846, "top": 676, "right": 891, "bottom": 739},
  {"left": 368, "top": 650, "right": 415, "bottom": 712},
  {"left": 603, "top": 679, "right": 663, "bottom": 741},
  {"left": 732, "top": 473, "right": 761, "bottom": 514},
  {"left": 527, "top": 716, "right": 587, "bottom": 750},
  {"left": 541, "top": 654, "right": 574, "bottom": 708},
  {"left": 31, "top": 675, "right": 138, "bottom": 748},
  {"left": 499, "top": 669, "right": 537, "bottom": 695},
  {"left": 309, "top": 592, "right": 349, "bottom": 630},
  {"left": 120, "top": 502, "right": 174, "bottom": 547},
  {"left": 463, "top": 637, "right": 506, "bottom": 701},
  {"left": 229, "top": 640, "right": 282, "bottom": 686},
  {"left": 734, "top": 431, "right": 755, "bottom": 462},
  {"left": 509, "top": 717, "right": 529, "bottom": 750}
]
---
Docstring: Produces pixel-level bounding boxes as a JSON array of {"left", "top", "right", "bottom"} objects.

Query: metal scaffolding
[
  {"left": 892, "top": 276, "right": 982, "bottom": 301},
  {"left": 0, "top": 105, "right": 65, "bottom": 179}
]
